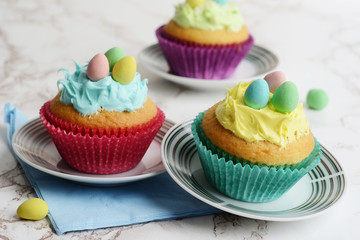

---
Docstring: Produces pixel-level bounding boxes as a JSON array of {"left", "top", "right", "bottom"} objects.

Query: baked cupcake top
[
  {"left": 173, "top": 0, "right": 244, "bottom": 32},
  {"left": 215, "top": 77, "right": 311, "bottom": 148},
  {"left": 57, "top": 47, "right": 148, "bottom": 116}
]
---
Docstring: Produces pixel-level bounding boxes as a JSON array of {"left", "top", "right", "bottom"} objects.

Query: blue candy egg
[
  {"left": 214, "top": 0, "right": 228, "bottom": 5},
  {"left": 244, "top": 79, "right": 270, "bottom": 109}
]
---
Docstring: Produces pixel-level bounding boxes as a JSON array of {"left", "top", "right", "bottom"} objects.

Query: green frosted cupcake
[{"left": 190, "top": 78, "right": 322, "bottom": 203}]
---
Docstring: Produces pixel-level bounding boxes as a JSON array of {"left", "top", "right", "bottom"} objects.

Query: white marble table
[{"left": 0, "top": 0, "right": 359, "bottom": 239}]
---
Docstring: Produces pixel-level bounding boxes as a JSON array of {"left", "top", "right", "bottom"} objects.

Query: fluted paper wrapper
[
  {"left": 191, "top": 111, "right": 322, "bottom": 203},
  {"left": 156, "top": 25, "right": 254, "bottom": 80},
  {"left": 40, "top": 101, "right": 165, "bottom": 174}
]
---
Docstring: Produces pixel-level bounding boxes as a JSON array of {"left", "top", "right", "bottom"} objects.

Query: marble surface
[{"left": 0, "top": 0, "right": 359, "bottom": 239}]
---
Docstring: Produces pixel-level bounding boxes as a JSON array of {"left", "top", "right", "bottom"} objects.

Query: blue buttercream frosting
[{"left": 57, "top": 62, "right": 148, "bottom": 116}]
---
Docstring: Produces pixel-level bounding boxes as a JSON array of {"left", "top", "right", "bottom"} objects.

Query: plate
[
  {"left": 12, "top": 118, "right": 174, "bottom": 186},
  {"left": 161, "top": 120, "right": 346, "bottom": 221},
  {"left": 139, "top": 44, "right": 279, "bottom": 90}
]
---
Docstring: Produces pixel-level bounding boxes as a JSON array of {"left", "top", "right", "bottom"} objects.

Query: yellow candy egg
[
  {"left": 17, "top": 198, "right": 48, "bottom": 221},
  {"left": 186, "top": 0, "right": 204, "bottom": 8},
  {"left": 112, "top": 56, "right": 136, "bottom": 84}
]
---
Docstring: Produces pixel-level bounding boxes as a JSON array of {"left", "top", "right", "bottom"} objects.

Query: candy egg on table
[
  {"left": 86, "top": 53, "right": 109, "bottom": 82},
  {"left": 264, "top": 71, "right": 287, "bottom": 92},
  {"left": 17, "top": 198, "right": 48, "bottom": 221},
  {"left": 244, "top": 79, "right": 270, "bottom": 109},
  {"left": 306, "top": 89, "right": 329, "bottom": 110},
  {"left": 186, "top": 0, "right": 204, "bottom": 8},
  {"left": 112, "top": 56, "right": 137, "bottom": 84},
  {"left": 105, "top": 47, "right": 125, "bottom": 72},
  {"left": 271, "top": 81, "right": 299, "bottom": 113}
]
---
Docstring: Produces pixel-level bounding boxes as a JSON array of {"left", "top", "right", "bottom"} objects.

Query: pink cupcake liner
[
  {"left": 156, "top": 25, "right": 254, "bottom": 80},
  {"left": 39, "top": 102, "right": 165, "bottom": 174}
]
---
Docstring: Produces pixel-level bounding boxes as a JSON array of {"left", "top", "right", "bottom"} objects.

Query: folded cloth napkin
[{"left": 4, "top": 103, "right": 220, "bottom": 235}]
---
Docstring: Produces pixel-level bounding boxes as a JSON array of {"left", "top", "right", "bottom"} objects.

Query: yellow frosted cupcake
[
  {"left": 191, "top": 73, "right": 321, "bottom": 202},
  {"left": 156, "top": 0, "right": 254, "bottom": 79}
]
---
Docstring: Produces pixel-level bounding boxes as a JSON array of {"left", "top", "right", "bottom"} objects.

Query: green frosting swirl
[{"left": 173, "top": 0, "right": 244, "bottom": 32}]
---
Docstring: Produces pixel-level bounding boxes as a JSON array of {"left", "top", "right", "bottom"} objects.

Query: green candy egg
[
  {"left": 105, "top": 47, "right": 125, "bottom": 72},
  {"left": 112, "top": 56, "right": 136, "bottom": 84},
  {"left": 271, "top": 81, "right": 299, "bottom": 113},
  {"left": 306, "top": 89, "right": 328, "bottom": 110},
  {"left": 17, "top": 198, "right": 48, "bottom": 221}
]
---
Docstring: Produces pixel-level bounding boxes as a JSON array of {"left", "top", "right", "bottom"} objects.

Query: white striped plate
[
  {"left": 139, "top": 43, "right": 279, "bottom": 90},
  {"left": 12, "top": 118, "right": 174, "bottom": 186},
  {"left": 161, "top": 120, "right": 346, "bottom": 221}
]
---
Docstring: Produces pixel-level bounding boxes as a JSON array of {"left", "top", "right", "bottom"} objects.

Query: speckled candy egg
[
  {"left": 271, "top": 81, "right": 299, "bottom": 113},
  {"left": 17, "top": 198, "right": 48, "bottom": 221},
  {"left": 86, "top": 53, "right": 110, "bottom": 82},
  {"left": 186, "top": 0, "right": 204, "bottom": 8},
  {"left": 306, "top": 89, "right": 329, "bottom": 110},
  {"left": 112, "top": 56, "right": 136, "bottom": 84},
  {"left": 105, "top": 47, "right": 125, "bottom": 72},
  {"left": 244, "top": 79, "right": 270, "bottom": 109},
  {"left": 264, "top": 71, "right": 287, "bottom": 92}
]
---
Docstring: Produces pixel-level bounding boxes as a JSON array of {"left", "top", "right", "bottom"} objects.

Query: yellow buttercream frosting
[{"left": 215, "top": 81, "right": 310, "bottom": 147}]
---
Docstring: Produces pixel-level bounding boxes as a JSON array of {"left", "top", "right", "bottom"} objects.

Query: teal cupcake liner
[{"left": 191, "top": 111, "right": 322, "bottom": 203}]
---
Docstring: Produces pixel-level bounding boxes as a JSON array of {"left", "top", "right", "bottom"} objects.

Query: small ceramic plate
[
  {"left": 12, "top": 118, "right": 174, "bottom": 186},
  {"left": 139, "top": 44, "right": 279, "bottom": 90},
  {"left": 161, "top": 120, "right": 346, "bottom": 221}
]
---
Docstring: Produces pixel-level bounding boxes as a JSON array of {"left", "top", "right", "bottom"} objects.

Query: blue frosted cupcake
[
  {"left": 40, "top": 47, "right": 165, "bottom": 174},
  {"left": 191, "top": 77, "right": 322, "bottom": 202}
]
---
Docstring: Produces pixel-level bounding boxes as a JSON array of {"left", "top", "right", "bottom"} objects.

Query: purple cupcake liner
[{"left": 156, "top": 25, "right": 254, "bottom": 80}]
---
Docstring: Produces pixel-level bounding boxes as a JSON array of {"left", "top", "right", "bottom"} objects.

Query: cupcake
[
  {"left": 191, "top": 71, "right": 321, "bottom": 202},
  {"left": 156, "top": 0, "right": 254, "bottom": 80},
  {"left": 40, "top": 47, "right": 165, "bottom": 174}
]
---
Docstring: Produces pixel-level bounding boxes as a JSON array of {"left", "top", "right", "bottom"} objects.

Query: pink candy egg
[
  {"left": 264, "top": 71, "right": 287, "bottom": 92},
  {"left": 86, "top": 53, "right": 109, "bottom": 81}
]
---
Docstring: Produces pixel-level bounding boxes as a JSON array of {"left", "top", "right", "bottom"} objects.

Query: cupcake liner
[
  {"left": 39, "top": 102, "right": 165, "bottom": 174},
  {"left": 41, "top": 101, "right": 160, "bottom": 137},
  {"left": 156, "top": 25, "right": 254, "bottom": 80},
  {"left": 191, "top": 111, "right": 322, "bottom": 203}
]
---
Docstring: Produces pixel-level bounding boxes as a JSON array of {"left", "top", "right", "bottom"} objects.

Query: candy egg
[
  {"left": 186, "top": 0, "right": 204, "bottom": 8},
  {"left": 306, "top": 89, "right": 329, "bottom": 110},
  {"left": 214, "top": 0, "right": 228, "bottom": 5},
  {"left": 244, "top": 79, "right": 270, "bottom": 109},
  {"left": 271, "top": 81, "right": 299, "bottom": 113},
  {"left": 264, "top": 71, "right": 287, "bottom": 92},
  {"left": 105, "top": 47, "right": 125, "bottom": 72},
  {"left": 86, "top": 53, "right": 110, "bottom": 82},
  {"left": 112, "top": 56, "right": 136, "bottom": 84},
  {"left": 17, "top": 198, "right": 48, "bottom": 221}
]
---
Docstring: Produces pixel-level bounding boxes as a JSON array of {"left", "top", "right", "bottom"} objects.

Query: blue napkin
[{"left": 4, "top": 103, "right": 220, "bottom": 235}]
